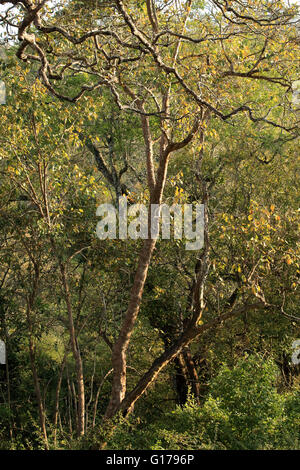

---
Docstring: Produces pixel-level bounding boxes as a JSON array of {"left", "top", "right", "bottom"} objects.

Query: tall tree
[{"left": 0, "top": 0, "right": 299, "bottom": 431}]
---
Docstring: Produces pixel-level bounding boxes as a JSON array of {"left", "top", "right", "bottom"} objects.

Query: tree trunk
[
  {"left": 183, "top": 347, "right": 201, "bottom": 401},
  {"left": 105, "top": 237, "right": 157, "bottom": 418},
  {"left": 53, "top": 354, "right": 66, "bottom": 447},
  {"left": 174, "top": 353, "right": 189, "bottom": 405},
  {"left": 174, "top": 347, "right": 200, "bottom": 405},
  {"left": 27, "top": 321, "right": 49, "bottom": 450},
  {"left": 60, "top": 264, "right": 85, "bottom": 436}
]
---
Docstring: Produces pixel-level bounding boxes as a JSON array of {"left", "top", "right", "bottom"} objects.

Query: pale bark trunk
[
  {"left": 104, "top": 115, "right": 200, "bottom": 419},
  {"left": 27, "top": 318, "right": 49, "bottom": 450},
  {"left": 105, "top": 237, "right": 157, "bottom": 418},
  {"left": 1, "top": 310, "right": 13, "bottom": 439},
  {"left": 92, "top": 369, "right": 113, "bottom": 428},
  {"left": 53, "top": 354, "right": 66, "bottom": 447},
  {"left": 60, "top": 264, "right": 85, "bottom": 436},
  {"left": 66, "top": 368, "right": 73, "bottom": 435},
  {"left": 24, "top": 261, "right": 49, "bottom": 450}
]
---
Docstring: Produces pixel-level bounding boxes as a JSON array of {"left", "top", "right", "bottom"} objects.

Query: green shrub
[{"left": 106, "top": 355, "right": 299, "bottom": 450}]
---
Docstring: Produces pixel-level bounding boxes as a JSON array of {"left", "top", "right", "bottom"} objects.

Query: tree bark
[
  {"left": 60, "top": 264, "right": 85, "bottom": 436},
  {"left": 27, "top": 309, "right": 49, "bottom": 450},
  {"left": 53, "top": 354, "right": 66, "bottom": 447},
  {"left": 174, "top": 347, "right": 201, "bottom": 405},
  {"left": 105, "top": 237, "right": 157, "bottom": 418},
  {"left": 105, "top": 117, "right": 200, "bottom": 419}
]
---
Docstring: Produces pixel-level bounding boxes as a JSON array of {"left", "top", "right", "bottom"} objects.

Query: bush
[{"left": 107, "top": 355, "right": 299, "bottom": 450}]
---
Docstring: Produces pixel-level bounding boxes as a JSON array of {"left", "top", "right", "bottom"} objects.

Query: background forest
[{"left": 0, "top": 0, "right": 299, "bottom": 450}]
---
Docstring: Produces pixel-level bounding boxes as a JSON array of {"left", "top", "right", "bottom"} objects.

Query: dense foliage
[{"left": 0, "top": 0, "right": 299, "bottom": 450}]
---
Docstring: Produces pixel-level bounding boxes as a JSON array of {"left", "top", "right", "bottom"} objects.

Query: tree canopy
[{"left": 0, "top": 0, "right": 299, "bottom": 451}]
